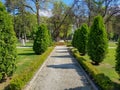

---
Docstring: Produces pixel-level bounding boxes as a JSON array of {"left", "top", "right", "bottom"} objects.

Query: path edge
[
  {"left": 23, "top": 47, "right": 56, "bottom": 90},
  {"left": 68, "top": 47, "right": 99, "bottom": 90}
]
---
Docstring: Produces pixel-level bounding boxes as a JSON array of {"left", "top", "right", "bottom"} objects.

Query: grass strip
[{"left": 6, "top": 47, "right": 54, "bottom": 90}]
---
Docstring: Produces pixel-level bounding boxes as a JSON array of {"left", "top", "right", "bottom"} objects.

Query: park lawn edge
[
  {"left": 6, "top": 46, "right": 54, "bottom": 90},
  {"left": 70, "top": 48, "right": 114, "bottom": 90}
]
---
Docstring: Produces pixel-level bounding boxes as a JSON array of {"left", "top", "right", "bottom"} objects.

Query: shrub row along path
[{"left": 24, "top": 46, "right": 97, "bottom": 90}]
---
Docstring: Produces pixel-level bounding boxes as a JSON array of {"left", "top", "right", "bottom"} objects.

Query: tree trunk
[{"left": 36, "top": 0, "right": 40, "bottom": 25}]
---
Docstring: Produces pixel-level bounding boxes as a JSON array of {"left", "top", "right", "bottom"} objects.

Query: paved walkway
[{"left": 24, "top": 46, "right": 96, "bottom": 90}]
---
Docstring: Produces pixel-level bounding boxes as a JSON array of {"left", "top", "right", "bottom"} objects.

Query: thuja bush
[
  {"left": 72, "top": 29, "right": 78, "bottom": 48},
  {"left": 77, "top": 23, "right": 89, "bottom": 55},
  {"left": 0, "top": 2, "right": 17, "bottom": 81},
  {"left": 33, "top": 24, "right": 49, "bottom": 55},
  {"left": 115, "top": 39, "right": 120, "bottom": 77},
  {"left": 87, "top": 15, "right": 108, "bottom": 65}
]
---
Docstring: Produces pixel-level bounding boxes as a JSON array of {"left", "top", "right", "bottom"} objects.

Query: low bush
[
  {"left": 6, "top": 47, "right": 54, "bottom": 90},
  {"left": 71, "top": 48, "right": 114, "bottom": 90}
]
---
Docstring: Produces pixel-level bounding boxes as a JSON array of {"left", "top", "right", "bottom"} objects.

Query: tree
[
  {"left": 77, "top": 23, "right": 88, "bottom": 55},
  {"left": 33, "top": 24, "right": 49, "bottom": 55},
  {"left": 87, "top": 15, "right": 108, "bottom": 65},
  {"left": 49, "top": 1, "right": 73, "bottom": 40},
  {"left": 0, "top": 2, "right": 17, "bottom": 81},
  {"left": 115, "top": 39, "right": 120, "bottom": 77}
]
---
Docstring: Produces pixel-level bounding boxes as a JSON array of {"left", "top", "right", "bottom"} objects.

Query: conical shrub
[
  {"left": 0, "top": 2, "right": 17, "bottom": 81},
  {"left": 72, "top": 29, "right": 78, "bottom": 48},
  {"left": 77, "top": 23, "right": 89, "bottom": 55},
  {"left": 33, "top": 24, "right": 49, "bottom": 55},
  {"left": 87, "top": 15, "right": 108, "bottom": 65}
]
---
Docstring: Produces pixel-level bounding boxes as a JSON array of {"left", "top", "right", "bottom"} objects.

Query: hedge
[
  {"left": 71, "top": 48, "right": 114, "bottom": 90},
  {"left": 6, "top": 47, "right": 54, "bottom": 90}
]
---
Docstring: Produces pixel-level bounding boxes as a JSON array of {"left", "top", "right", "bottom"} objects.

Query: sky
[
  {"left": 0, "top": 0, "right": 73, "bottom": 17},
  {"left": 1, "top": 0, "right": 73, "bottom": 5}
]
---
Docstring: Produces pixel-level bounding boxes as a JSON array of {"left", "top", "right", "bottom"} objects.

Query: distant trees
[
  {"left": 49, "top": 1, "right": 73, "bottom": 41},
  {"left": 87, "top": 15, "right": 108, "bottom": 65},
  {"left": 0, "top": 2, "right": 17, "bottom": 81},
  {"left": 5, "top": 0, "right": 37, "bottom": 44},
  {"left": 33, "top": 24, "right": 52, "bottom": 55}
]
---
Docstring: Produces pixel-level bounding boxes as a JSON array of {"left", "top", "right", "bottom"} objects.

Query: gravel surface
[{"left": 24, "top": 46, "right": 95, "bottom": 90}]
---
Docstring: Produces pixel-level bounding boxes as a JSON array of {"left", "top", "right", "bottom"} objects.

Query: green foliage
[
  {"left": 0, "top": 2, "right": 17, "bottom": 81},
  {"left": 72, "top": 30, "right": 78, "bottom": 48},
  {"left": 87, "top": 15, "right": 108, "bottom": 65},
  {"left": 33, "top": 24, "right": 52, "bottom": 55},
  {"left": 47, "top": 30, "right": 53, "bottom": 46},
  {"left": 77, "top": 23, "right": 89, "bottom": 55},
  {"left": 71, "top": 48, "right": 114, "bottom": 90},
  {"left": 7, "top": 47, "right": 54, "bottom": 90},
  {"left": 115, "top": 39, "right": 120, "bottom": 76}
]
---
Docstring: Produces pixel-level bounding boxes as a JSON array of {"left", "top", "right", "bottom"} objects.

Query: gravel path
[{"left": 24, "top": 46, "right": 96, "bottom": 90}]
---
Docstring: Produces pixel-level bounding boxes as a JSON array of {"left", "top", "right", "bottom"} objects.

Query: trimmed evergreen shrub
[
  {"left": 87, "top": 15, "right": 108, "bottom": 65},
  {"left": 115, "top": 39, "right": 120, "bottom": 76},
  {"left": 0, "top": 2, "right": 17, "bottom": 81},
  {"left": 77, "top": 23, "right": 89, "bottom": 55},
  {"left": 72, "top": 30, "right": 78, "bottom": 48},
  {"left": 33, "top": 24, "right": 49, "bottom": 55}
]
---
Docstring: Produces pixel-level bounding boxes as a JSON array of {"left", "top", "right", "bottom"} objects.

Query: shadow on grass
[
  {"left": 18, "top": 53, "right": 35, "bottom": 55},
  {"left": 23, "top": 49, "right": 33, "bottom": 51}
]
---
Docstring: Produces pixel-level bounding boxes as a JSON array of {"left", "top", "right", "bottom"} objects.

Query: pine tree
[
  {"left": 77, "top": 23, "right": 89, "bottom": 55},
  {"left": 0, "top": 2, "right": 17, "bottom": 81},
  {"left": 33, "top": 24, "right": 49, "bottom": 55},
  {"left": 87, "top": 15, "right": 108, "bottom": 65},
  {"left": 115, "top": 39, "right": 120, "bottom": 76}
]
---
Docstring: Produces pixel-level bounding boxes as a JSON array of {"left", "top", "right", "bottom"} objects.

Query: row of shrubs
[
  {"left": 6, "top": 47, "right": 54, "bottom": 90},
  {"left": 72, "top": 15, "right": 108, "bottom": 65},
  {"left": 71, "top": 48, "right": 114, "bottom": 90}
]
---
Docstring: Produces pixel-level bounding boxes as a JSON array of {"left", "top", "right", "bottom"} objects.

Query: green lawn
[
  {"left": 15, "top": 48, "right": 37, "bottom": 74},
  {"left": 109, "top": 41, "right": 117, "bottom": 47},
  {"left": 16, "top": 41, "right": 33, "bottom": 47}
]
